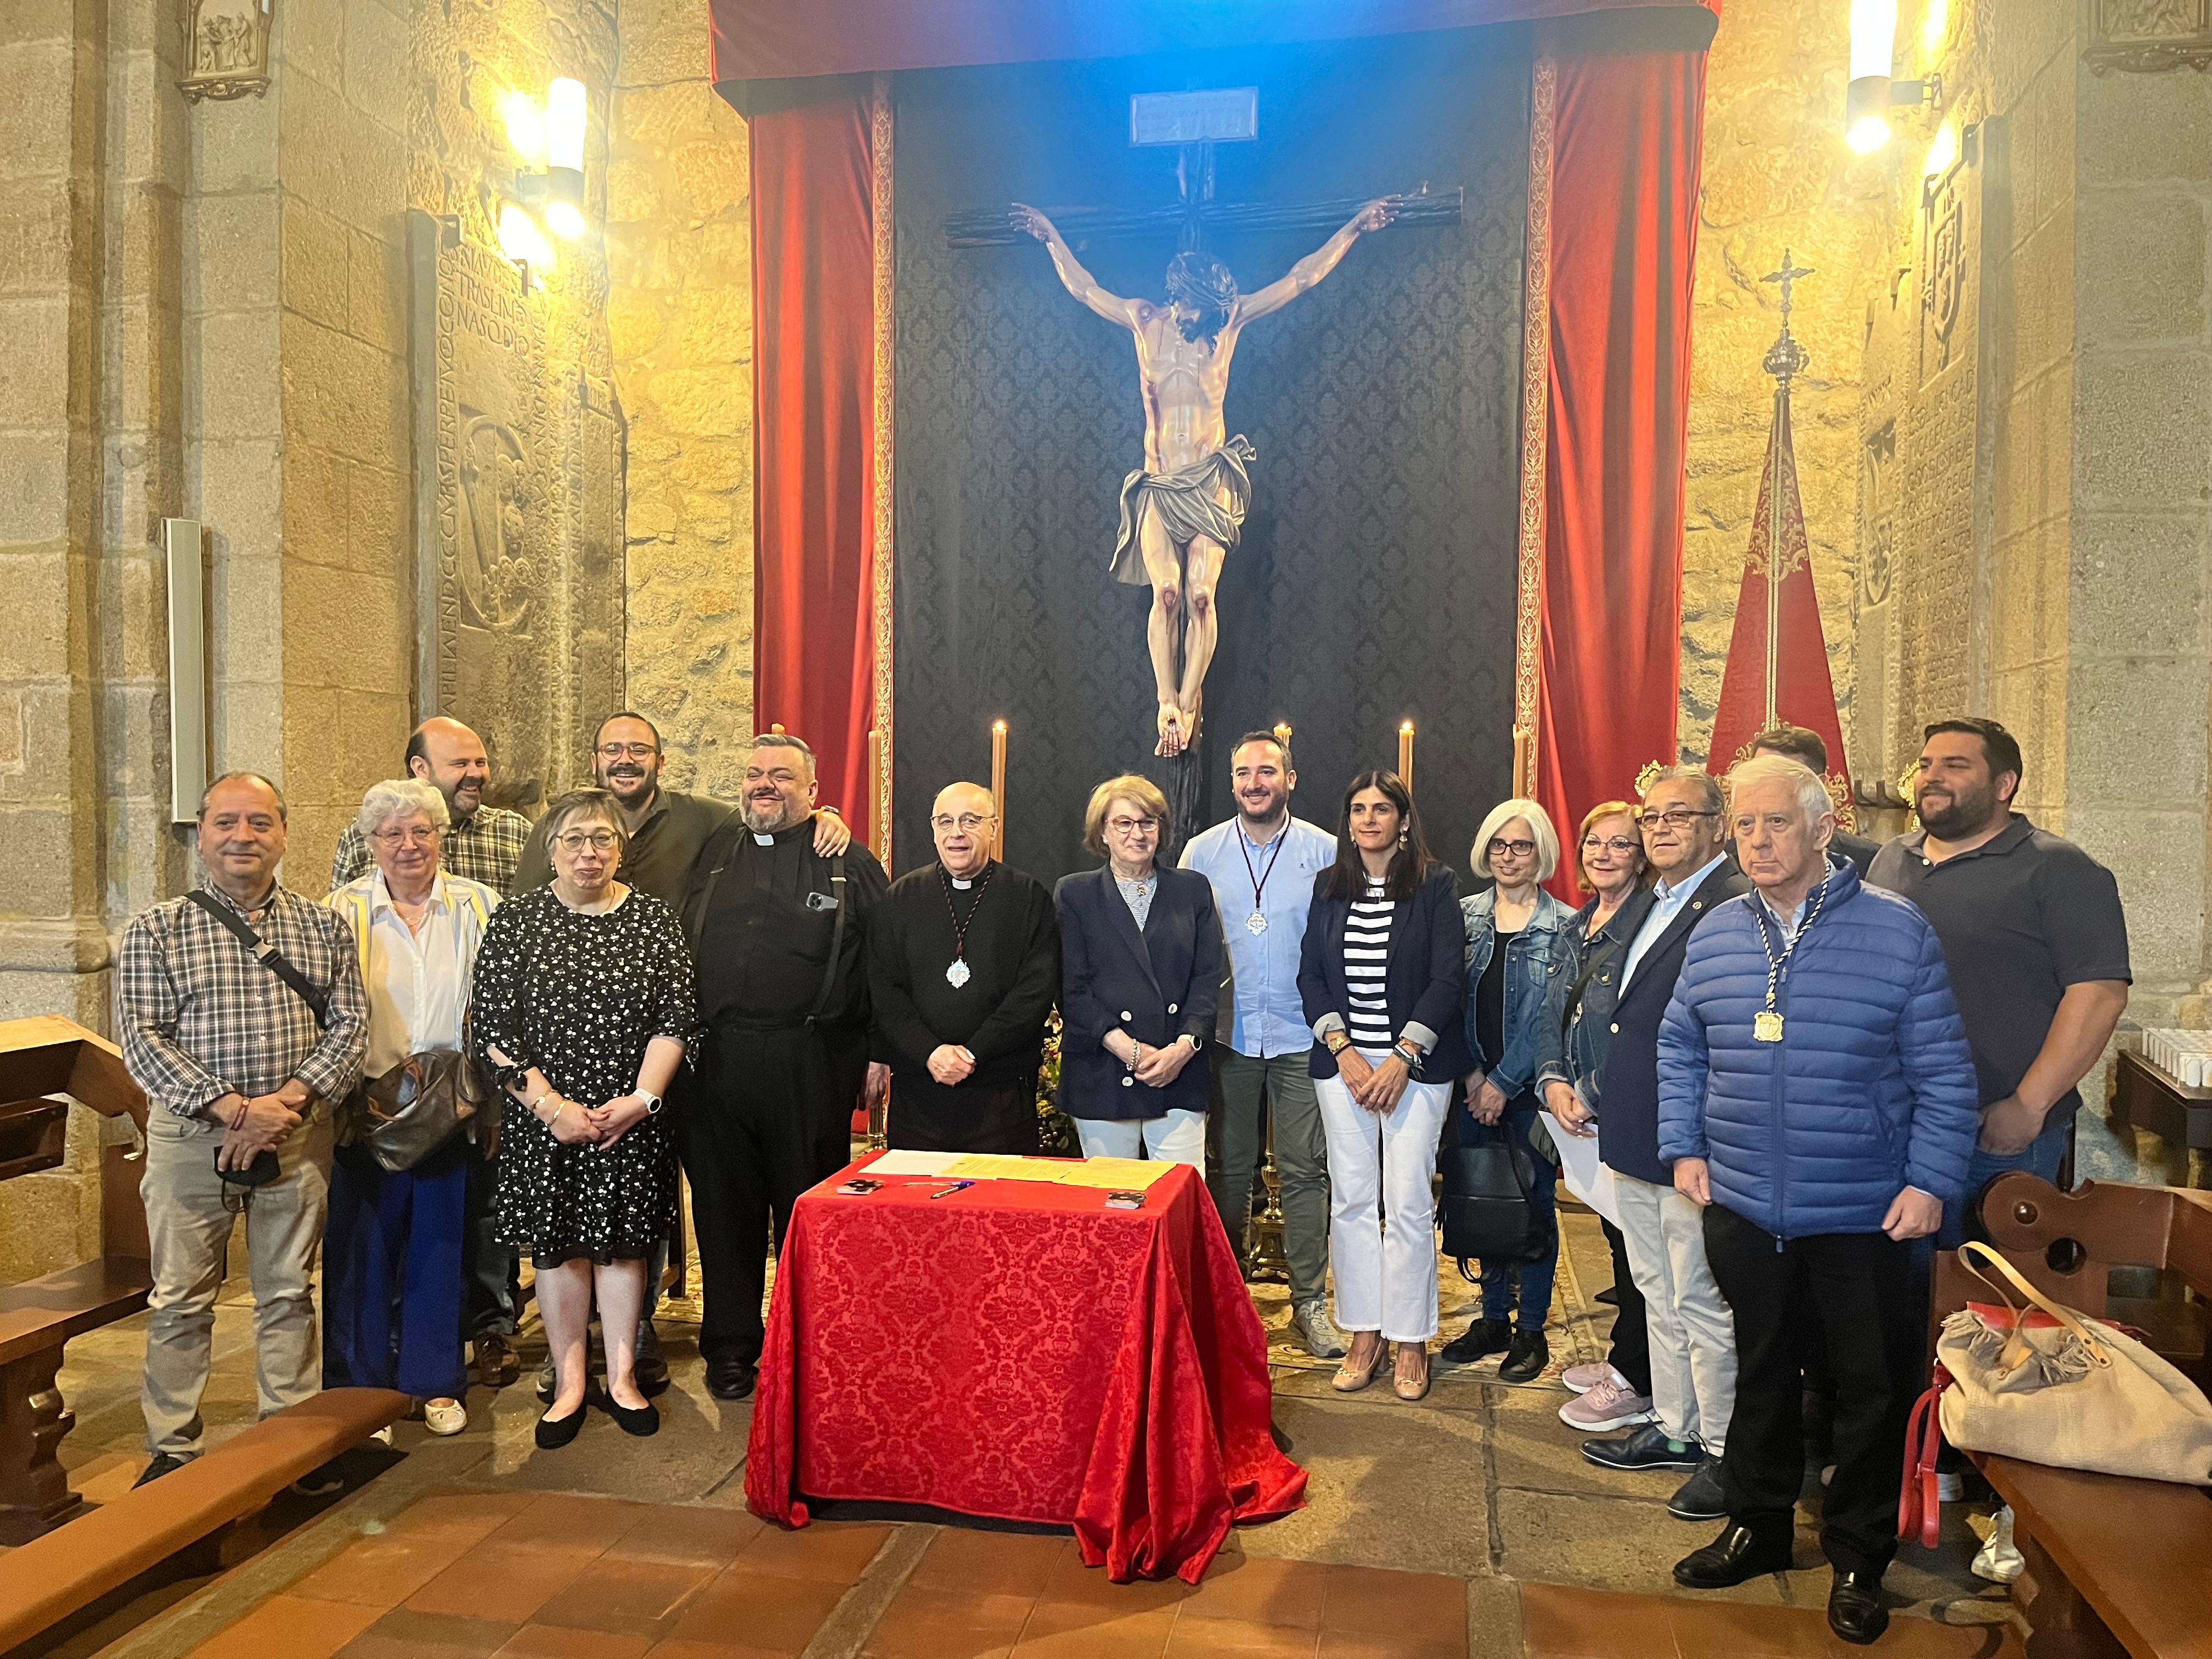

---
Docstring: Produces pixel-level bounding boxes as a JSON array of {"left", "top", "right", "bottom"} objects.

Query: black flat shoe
[
  {"left": 1498, "top": 1327, "right": 1550, "bottom": 1384},
  {"left": 1440, "top": 1317, "right": 1511, "bottom": 1364},
  {"left": 600, "top": 1395, "right": 660, "bottom": 1437},
  {"left": 1827, "top": 1571, "right": 1889, "bottom": 1645},
  {"left": 1673, "top": 1524, "right": 1793, "bottom": 1589},
  {"left": 706, "top": 1355, "right": 758, "bottom": 1401},
  {"left": 535, "top": 1407, "right": 586, "bottom": 1449}
]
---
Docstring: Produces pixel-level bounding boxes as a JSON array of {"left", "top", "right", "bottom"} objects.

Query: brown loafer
[{"left": 473, "top": 1333, "right": 521, "bottom": 1390}]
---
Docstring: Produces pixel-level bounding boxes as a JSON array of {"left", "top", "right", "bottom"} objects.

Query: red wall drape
[
  {"left": 749, "top": 92, "right": 877, "bottom": 840},
  {"left": 1536, "top": 43, "right": 1706, "bottom": 895}
]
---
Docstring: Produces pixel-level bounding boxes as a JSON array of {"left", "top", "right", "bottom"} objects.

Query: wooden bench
[
  {"left": 1931, "top": 1173, "right": 2212, "bottom": 1658},
  {"left": 0, "top": 1017, "right": 154, "bottom": 1544},
  {"left": 0, "top": 1386, "right": 408, "bottom": 1653}
]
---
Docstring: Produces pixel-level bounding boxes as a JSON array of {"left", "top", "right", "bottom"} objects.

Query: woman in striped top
[{"left": 1297, "top": 771, "right": 1475, "bottom": 1401}]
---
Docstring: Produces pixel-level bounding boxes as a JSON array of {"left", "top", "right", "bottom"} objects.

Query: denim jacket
[
  {"left": 1533, "top": 890, "right": 1651, "bottom": 1116},
  {"left": 1459, "top": 885, "right": 1575, "bottom": 1098}
]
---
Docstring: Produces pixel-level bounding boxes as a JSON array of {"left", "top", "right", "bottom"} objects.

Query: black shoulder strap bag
[{"left": 184, "top": 890, "right": 328, "bottom": 1187}]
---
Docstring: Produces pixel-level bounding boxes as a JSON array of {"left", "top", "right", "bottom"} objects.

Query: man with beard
[
  {"left": 1178, "top": 732, "right": 1340, "bottom": 1352},
  {"left": 513, "top": 713, "right": 853, "bottom": 1395},
  {"left": 868, "top": 782, "right": 1060, "bottom": 1154},
  {"left": 329, "top": 717, "right": 530, "bottom": 891},
  {"left": 1867, "top": 718, "right": 2130, "bottom": 1245},
  {"left": 676, "top": 733, "right": 889, "bottom": 1401}
]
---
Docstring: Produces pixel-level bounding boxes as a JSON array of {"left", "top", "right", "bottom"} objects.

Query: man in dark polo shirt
[{"left": 1868, "top": 718, "right": 2130, "bottom": 1246}]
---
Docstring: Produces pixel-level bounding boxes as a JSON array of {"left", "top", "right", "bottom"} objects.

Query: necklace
[
  {"left": 939, "top": 864, "right": 995, "bottom": 988},
  {"left": 1235, "top": 821, "right": 1288, "bottom": 935},
  {"left": 1752, "top": 869, "right": 1830, "bottom": 1042}
]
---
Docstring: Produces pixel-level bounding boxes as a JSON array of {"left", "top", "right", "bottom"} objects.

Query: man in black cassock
[
  {"left": 869, "top": 782, "right": 1060, "bottom": 1154},
  {"left": 677, "top": 732, "right": 888, "bottom": 1401}
]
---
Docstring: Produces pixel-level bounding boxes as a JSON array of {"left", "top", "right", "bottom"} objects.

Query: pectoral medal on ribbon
[
  {"left": 1237, "top": 827, "right": 1288, "bottom": 943},
  {"left": 939, "top": 864, "right": 995, "bottom": 992},
  {"left": 945, "top": 958, "right": 972, "bottom": 989},
  {"left": 1245, "top": 911, "right": 1268, "bottom": 936},
  {"left": 1753, "top": 1011, "right": 1784, "bottom": 1043}
]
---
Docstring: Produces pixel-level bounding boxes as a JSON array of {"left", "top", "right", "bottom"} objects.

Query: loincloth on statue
[{"left": 1108, "top": 436, "right": 1256, "bottom": 586}]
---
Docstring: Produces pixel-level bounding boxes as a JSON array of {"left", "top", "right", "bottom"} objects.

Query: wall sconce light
[
  {"left": 1845, "top": 0, "right": 1940, "bottom": 154},
  {"left": 498, "top": 200, "right": 554, "bottom": 285},
  {"left": 502, "top": 75, "right": 590, "bottom": 243}
]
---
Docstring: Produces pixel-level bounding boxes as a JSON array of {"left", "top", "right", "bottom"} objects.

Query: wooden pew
[
  {"left": 0, "top": 1017, "right": 154, "bottom": 1544},
  {"left": 0, "top": 1386, "right": 408, "bottom": 1653},
  {"left": 1931, "top": 1174, "right": 2212, "bottom": 1658}
]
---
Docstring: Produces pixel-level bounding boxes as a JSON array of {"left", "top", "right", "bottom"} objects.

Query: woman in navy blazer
[
  {"left": 1054, "top": 774, "right": 1224, "bottom": 1167},
  {"left": 1298, "top": 770, "right": 1471, "bottom": 1401}
]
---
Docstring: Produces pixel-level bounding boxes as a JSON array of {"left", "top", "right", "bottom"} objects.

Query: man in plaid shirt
[
  {"left": 117, "top": 772, "right": 368, "bottom": 1486},
  {"left": 327, "top": 716, "right": 529, "bottom": 893}
]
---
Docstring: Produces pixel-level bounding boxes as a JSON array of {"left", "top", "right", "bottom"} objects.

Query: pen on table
[{"left": 927, "top": 1180, "right": 977, "bottom": 1200}]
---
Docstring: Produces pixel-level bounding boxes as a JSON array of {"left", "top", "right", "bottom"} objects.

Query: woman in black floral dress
[{"left": 472, "top": 789, "right": 696, "bottom": 1447}]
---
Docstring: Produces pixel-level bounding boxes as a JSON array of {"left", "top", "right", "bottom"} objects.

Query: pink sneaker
[
  {"left": 1561, "top": 1361, "right": 1623, "bottom": 1396},
  {"left": 1558, "top": 1374, "right": 1657, "bottom": 1432}
]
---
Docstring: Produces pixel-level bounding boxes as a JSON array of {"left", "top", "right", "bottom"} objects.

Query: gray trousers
[
  {"left": 1207, "top": 1049, "right": 1330, "bottom": 1306},
  {"left": 140, "top": 1110, "right": 332, "bottom": 1458}
]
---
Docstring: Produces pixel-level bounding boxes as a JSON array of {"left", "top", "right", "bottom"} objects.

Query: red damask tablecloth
[{"left": 744, "top": 1154, "right": 1307, "bottom": 1582}]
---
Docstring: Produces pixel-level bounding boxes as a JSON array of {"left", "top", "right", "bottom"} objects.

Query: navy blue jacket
[
  {"left": 1656, "top": 860, "right": 1981, "bottom": 1238},
  {"left": 1594, "top": 861, "right": 1751, "bottom": 1185},
  {"left": 1297, "top": 863, "right": 1475, "bottom": 1083},
  {"left": 1054, "top": 864, "right": 1223, "bottom": 1121}
]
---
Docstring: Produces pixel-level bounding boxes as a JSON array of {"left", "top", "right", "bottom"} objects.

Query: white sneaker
[
  {"left": 1972, "top": 1505, "right": 2024, "bottom": 1584},
  {"left": 1558, "top": 1375, "right": 1657, "bottom": 1432},
  {"left": 423, "top": 1398, "right": 467, "bottom": 1437},
  {"left": 1291, "top": 1301, "right": 1350, "bottom": 1360},
  {"left": 1561, "top": 1361, "right": 1625, "bottom": 1396}
]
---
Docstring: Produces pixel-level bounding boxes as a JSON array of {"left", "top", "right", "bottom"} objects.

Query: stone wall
[{"left": 606, "top": 0, "right": 755, "bottom": 798}]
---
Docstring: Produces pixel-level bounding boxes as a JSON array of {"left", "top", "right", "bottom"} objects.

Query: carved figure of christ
[{"left": 1015, "top": 199, "right": 1395, "bottom": 757}]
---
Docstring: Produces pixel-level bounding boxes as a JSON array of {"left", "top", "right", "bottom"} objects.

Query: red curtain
[
  {"left": 749, "top": 92, "right": 878, "bottom": 840},
  {"left": 1536, "top": 43, "right": 1707, "bottom": 896}
]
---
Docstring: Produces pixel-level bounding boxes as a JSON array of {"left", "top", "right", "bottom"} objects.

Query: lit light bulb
[
  {"left": 545, "top": 200, "right": 586, "bottom": 240},
  {"left": 1847, "top": 114, "right": 1892, "bottom": 154},
  {"left": 548, "top": 77, "right": 588, "bottom": 173},
  {"left": 501, "top": 90, "right": 549, "bottom": 167},
  {"left": 498, "top": 202, "right": 553, "bottom": 272}
]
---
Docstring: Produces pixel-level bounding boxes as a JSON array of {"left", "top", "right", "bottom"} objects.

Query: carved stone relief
[{"left": 409, "top": 211, "right": 624, "bottom": 809}]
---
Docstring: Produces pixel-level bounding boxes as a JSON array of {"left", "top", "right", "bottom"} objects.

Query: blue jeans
[
  {"left": 1480, "top": 1102, "right": 1559, "bottom": 1329},
  {"left": 1935, "top": 1111, "right": 2070, "bottom": 1250},
  {"left": 323, "top": 1139, "right": 469, "bottom": 1400}
]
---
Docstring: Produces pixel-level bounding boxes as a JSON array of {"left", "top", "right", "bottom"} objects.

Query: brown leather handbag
[{"left": 346, "top": 1049, "right": 483, "bottom": 1173}]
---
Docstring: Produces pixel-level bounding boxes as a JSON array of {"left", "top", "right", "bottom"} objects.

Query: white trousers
[
  {"left": 1075, "top": 1108, "right": 1206, "bottom": 1167},
  {"left": 1315, "top": 1058, "right": 1452, "bottom": 1342},
  {"left": 1614, "top": 1170, "right": 1736, "bottom": 1454}
]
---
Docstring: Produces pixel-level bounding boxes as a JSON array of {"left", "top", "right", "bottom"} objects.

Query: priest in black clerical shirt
[
  {"left": 868, "top": 782, "right": 1060, "bottom": 1155},
  {"left": 676, "top": 732, "right": 887, "bottom": 1401}
]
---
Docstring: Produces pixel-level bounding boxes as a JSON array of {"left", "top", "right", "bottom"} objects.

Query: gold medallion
[{"left": 1753, "top": 1011, "right": 1784, "bottom": 1043}]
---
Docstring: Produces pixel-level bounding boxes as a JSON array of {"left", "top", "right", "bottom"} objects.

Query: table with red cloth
[{"left": 744, "top": 1154, "right": 1306, "bottom": 1582}]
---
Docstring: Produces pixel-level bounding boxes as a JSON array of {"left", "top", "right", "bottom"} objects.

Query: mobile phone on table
[
  {"left": 1104, "top": 1190, "right": 1146, "bottom": 1210},
  {"left": 835, "top": 1177, "right": 883, "bottom": 1196}
]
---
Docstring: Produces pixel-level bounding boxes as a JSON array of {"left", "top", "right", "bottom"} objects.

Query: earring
[{"left": 1397, "top": 827, "right": 1408, "bottom": 848}]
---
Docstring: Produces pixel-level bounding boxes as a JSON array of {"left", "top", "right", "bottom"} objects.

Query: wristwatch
[
  {"left": 636, "top": 1090, "right": 663, "bottom": 1114},
  {"left": 1324, "top": 1031, "right": 1351, "bottom": 1056}
]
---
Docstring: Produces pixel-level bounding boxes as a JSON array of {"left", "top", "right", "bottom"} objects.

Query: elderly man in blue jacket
[{"left": 1656, "top": 754, "right": 1978, "bottom": 1646}]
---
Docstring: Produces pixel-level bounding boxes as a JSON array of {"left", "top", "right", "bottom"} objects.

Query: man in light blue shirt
[{"left": 1180, "top": 731, "right": 1342, "bottom": 1357}]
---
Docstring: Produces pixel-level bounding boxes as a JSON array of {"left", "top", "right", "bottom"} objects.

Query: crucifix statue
[{"left": 953, "top": 112, "right": 1459, "bottom": 760}]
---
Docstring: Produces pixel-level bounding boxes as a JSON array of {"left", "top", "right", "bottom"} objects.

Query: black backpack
[{"left": 1438, "top": 1109, "right": 1552, "bottom": 1273}]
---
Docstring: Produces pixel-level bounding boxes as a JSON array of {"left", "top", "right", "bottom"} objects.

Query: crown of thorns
[{"left": 1165, "top": 250, "right": 1238, "bottom": 312}]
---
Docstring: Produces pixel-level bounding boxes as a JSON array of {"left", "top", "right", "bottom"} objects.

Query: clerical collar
[
  {"left": 945, "top": 859, "right": 992, "bottom": 890},
  {"left": 747, "top": 817, "right": 810, "bottom": 847}
]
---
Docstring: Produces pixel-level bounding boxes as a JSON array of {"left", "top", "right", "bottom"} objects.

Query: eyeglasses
[
  {"left": 554, "top": 830, "right": 620, "bottom": 852},
  {"left": 1581, "top": 835, "right": 1640, "bottom": 856},
  {"left": 369, "top": 825, "right": 442, "bottom": 847},
  {"left": 1487, "top": 837, "right": 1537, "bottom": 859},
  {"left": 1107, "top": 816, "right": 1159, "bottom": 836},
  {"left": 596, "top": 742, "right": 659, "bottom": 760},
  {"left": 930, "top": 813, "right": 996, "bottom": 833},
  {"left": 1635, "top": 807, "right": 1720, "bottom": 830}
]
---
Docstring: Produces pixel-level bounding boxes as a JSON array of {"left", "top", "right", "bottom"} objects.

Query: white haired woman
[
  {"left": 471, "top": 788, "right": 695, "bottom": 1448},
  {"left": 324, "top": 778, "right": 501, "bottom": 1435},
  {"left": 1441, "top": 797, "right": 1576, "bottom": 1384}
]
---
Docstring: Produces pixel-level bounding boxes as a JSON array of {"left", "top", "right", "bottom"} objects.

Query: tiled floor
[{"left": 1519, "top": 1583, "right": 2026, "bottom": 1658}]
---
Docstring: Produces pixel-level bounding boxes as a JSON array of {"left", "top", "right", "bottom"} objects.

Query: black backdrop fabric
[{"left": 891, "top": 30, "right": 1531, "bottom": 887}]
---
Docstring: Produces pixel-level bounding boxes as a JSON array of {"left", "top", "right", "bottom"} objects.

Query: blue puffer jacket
[{"left": 1655, "top": 860, "right": 1979, "bottom": 1239}]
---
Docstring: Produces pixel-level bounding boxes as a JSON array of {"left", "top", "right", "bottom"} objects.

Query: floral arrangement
[{"left": 1034, "top": 1008, "right": 1079, "bottom": 1155}]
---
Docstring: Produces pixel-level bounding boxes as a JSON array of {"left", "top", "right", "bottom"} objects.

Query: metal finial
[{"left": 1761, "top": 250, "right": 1815, "bottom": 387}]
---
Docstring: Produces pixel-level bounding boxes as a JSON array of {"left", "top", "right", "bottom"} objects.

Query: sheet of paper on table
[
  {"left": 932, "top": 1153, "right": 1183, "bottom": 1190},
  {"left": 1539, "top": 1109, "right": 1620, "bottom": 1228},
  {"left": 863, "top": 1150, "right": 964, "bottom": 1176}
]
